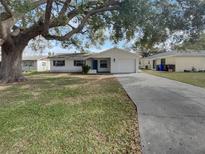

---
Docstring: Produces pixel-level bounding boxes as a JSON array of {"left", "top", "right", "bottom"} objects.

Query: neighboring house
[
  {"left": 22, "top": 56, "right": 50, "bottom": 72},
  {"left": 0, "top": 53, "right": 50, "bottom": 72},
  {"left": 140, "top": 50, "right": 205, "bottom": 72},
  {"left": 48, "top": 48, "right": 139, "bottom": 73},
  {"left": 140, "top": 58, "right": 152, "bottom": 70}
]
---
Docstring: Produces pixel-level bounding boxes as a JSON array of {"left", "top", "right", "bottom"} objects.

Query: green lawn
[
  {"left": 0, "top": 73, "right": 141, "bottom": 154},
  {"left": 144, "top": 70, "right": 205, "bottom": 88}
]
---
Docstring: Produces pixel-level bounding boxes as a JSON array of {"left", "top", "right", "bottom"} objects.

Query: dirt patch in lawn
[{"left": 0, "top": 85, "right": 11, "bottom": 91}]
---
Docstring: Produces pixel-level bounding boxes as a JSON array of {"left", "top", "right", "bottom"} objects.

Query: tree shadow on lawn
[
  {"left": 0, "top": 75, "right": 89, "bottom": 106},
  {"left": 0, "top": 73, "right": 116, "bottom": 107}
]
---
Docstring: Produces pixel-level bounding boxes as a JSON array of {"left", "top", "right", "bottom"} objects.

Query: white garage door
[{"left": 118, "top": 59, "right": 136, "bottom": 73}]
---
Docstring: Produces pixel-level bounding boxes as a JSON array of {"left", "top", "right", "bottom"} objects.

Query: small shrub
[{"left": 82, "top": 65, "right": 91, "bottom": 74}]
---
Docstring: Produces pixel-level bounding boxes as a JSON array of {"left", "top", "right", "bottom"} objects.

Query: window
[
  {"left": 161, "top": 59, "right": 166, "bottom": 65},
  {"left": 53, "top": 60, "right": 65, "bottom": 66},
  {"left": 100, "top": 60, "right": 108, "bottom": 68},
  {"left": 24, "top": 61, "right": 34, "bottom": 67},
  {"left": 74, "top": 60, "right": 85, "bottom": 67}
]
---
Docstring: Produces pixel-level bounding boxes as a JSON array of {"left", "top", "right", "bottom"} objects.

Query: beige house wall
[
  {"left": 175, "top": 57, "right": 205, "bottom": 72},
  {"left": 141, "top": 55, "right": 205, "bottom": 72},
  {"left": 155, "top": 57, "right": 175, "bottom": 65},
  {"left": 156, "top": 59, "right": 161, "bottom": 65},
  {"left": 166, "top": 57, "right": 175, "bottom": 64}
]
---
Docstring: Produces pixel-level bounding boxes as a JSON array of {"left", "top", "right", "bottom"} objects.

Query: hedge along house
[
  {"left": 48, "top": 48, "right": 139, "bottom": 74},
  {"left": 140, "top": 50, "right": 205, "bottom": 72}
]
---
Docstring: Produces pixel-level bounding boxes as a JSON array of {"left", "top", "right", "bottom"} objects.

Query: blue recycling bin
[{"left": 159, "top": 64, "right": 164, "bottom": 71}]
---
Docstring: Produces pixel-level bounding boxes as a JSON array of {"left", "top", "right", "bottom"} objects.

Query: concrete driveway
[{"left": 116, "top": 73, "right": 205, "bottom": 154}]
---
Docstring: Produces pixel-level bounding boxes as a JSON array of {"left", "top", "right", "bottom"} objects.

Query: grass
[
  {"left": 144, "top": 70, "right": 205, "bottom": 88},
  {"left": 0, "top": 73, "right": 141, "bottom": 154}
]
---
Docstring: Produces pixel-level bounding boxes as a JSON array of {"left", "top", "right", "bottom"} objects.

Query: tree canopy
[
  {"left": 0, "top": 0, "right": 205, "bottom": 82},
  {"left": 133, "top": 0, "right": 205, "bottom": 52},
  {"left": 0, "top": 0, "right": 204, "bottom": 49},
  {"left": 176, "top": 33, "right": 205, "bottom": 50},
  {"left": 0, "top": 0, "right": 149, "bottom": 48}
]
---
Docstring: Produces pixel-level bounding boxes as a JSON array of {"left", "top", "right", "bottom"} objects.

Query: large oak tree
[{"left": 0, "top": 0, "right": 126, "bottom": 82}]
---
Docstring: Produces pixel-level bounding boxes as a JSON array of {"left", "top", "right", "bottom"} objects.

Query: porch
[{"left": 86, "top": 58, "right": 111, "bottom": 74}]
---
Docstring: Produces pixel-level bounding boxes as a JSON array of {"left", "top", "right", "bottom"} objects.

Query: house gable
[{"left": 91, "top": 48, "right": 137, "bottom": 59}]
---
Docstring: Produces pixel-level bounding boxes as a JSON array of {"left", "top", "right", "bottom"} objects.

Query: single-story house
[
  {"left": 22, "top": 56, "right": 50, "bottom": 72},
  {"left": 140, "top": 50, "right": 205, "bottom": 72},
  {"left": 48, "top": 48, "right": 139, "bottom": 74},
  {"left": 0, "top": 54, "right": 50, "bottom": 72}
]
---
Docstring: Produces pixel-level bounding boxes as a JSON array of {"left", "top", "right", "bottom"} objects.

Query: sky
[
  {"left": 24, "top": 37, "right": 134, "bottom": 56},
  {"left": 23, "top": 33, "right": 178, "bottom": 56}
]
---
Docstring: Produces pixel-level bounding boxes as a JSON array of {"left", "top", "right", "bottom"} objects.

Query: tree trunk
[{"left": 0, "top": 42, "right": 26, "bottom": 83}]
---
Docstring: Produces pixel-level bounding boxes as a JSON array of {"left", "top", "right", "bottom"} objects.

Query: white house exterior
[
  {"left": 87, "top": 48, "right": 139, "bottom": 73},
  {"left": 140, "top": 50, "right": 205, "bottom": 72},
  {"left": 37, "top": 59, "right": 51, "bottom": 72},
  {"left": 49, "top": 53, "right": 89, "bottom": 73},
  {"left": 48, "top": 48, "right": 139, "bottom": 74},
  {"left": 22, "top": 56, "right": 50, "bottom": 72},
  {"left": 0, "top": 48, "right": 139, "bottom": 74}
]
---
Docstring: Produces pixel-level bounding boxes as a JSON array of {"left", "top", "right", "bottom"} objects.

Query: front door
[
  {"left": 153, "top": 60, "right": 156, "bottom": 69},
  {"left": 92, "top": 60, "right": 98, "bottom": 70}
]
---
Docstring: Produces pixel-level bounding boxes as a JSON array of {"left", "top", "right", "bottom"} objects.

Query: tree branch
[
  {"left": 31, "top": 0, "right": 47, "bottom": 8},
  {"left": 44, "top": 5, "right": 119, "bottom": 41},
  {"left": 0, "top": 0, "right": 48, "bottom": 41},
  {"left": 14, "top": 0, "right": 121, "bottom": 44},
  {"left": 0, "top": 0, "right": 12, "bottom": 15},
  {"left": 59, "top": 0, "right": 72, "bottom": 17},
  {"left": 44, "top": 0, "right": 53, "bottom": 34}
]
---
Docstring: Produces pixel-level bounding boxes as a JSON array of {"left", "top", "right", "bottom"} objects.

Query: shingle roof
[
  {"left": 86, "top": 47, "right": 137, "bottom": 58},
  {"left": 22, "top": 56, "right": 47, "bottom": 61},
  {"left": 48, "top": 53, "right": 91, "bottom": 59},
  {"left": 144, "top": 50, "right": 205, "bottom": 60},
  {"left": 0, "top": 55, "right": 47, "bottom": 62},
  {"left": 0, "top": 48, "right": 137, "bottom": 62}
]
